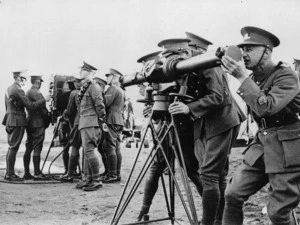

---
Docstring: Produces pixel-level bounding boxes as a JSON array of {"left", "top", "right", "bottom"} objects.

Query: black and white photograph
[{"left": 1, "top": 0, "right": 300, "bottom": 224}]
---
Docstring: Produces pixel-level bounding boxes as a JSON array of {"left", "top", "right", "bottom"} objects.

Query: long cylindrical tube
[
  {"left": 175, "top": 45, "right": 242, "bottom": 74},
  {"left": 175, "top": 50, "right": 221, "bottom": 73},
  {"left": 121, "top": 46, "right": 242, "bottom": 88},
  {"left": 122, "top": 72, "right": 146, "bottom": 87}
]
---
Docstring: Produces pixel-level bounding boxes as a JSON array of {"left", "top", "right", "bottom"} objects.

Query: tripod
[
  {"left": 111, "top": 94, "right": 199, "bottom": 225},
  {"left": 41, "top": 117, "right": 82, "bottom": 178},
  {"left": 40, "top": 117, "right": 64, "bottom": 174}
]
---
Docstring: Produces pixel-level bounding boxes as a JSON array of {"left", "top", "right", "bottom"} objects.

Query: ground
[{"left": 0, "top": 132, "right": 298, "bottom": 225}]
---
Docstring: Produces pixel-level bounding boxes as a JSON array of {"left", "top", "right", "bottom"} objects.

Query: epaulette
[{"left": 278, "top": 61, "right": 290, "bottom": 68}]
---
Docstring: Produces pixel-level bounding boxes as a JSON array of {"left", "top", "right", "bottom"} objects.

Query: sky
[{"left": 0, "top": 0, "right": 300, "bottom": 119}]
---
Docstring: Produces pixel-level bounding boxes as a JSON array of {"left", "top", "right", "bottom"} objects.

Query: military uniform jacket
[
  {"left": 2, "top": 82, "right": 46, "bottom": 127},
  {"left": 237, "top": 62, "right": 300, "bottom": 173},
  {"left": 26, "top": 86, "right": 48, "bottom": 128},
  {"left": 66, "top": 89, "right": 79, "bottom": 127},
  {"left": 188, "top": 67, "right": 245, "bottom": 140},
  {"left": 78, "top": 80, "right": 106, "bottom": 130},
  {"left": 104, "top": 85, "right": 125, "bottom": 126}
]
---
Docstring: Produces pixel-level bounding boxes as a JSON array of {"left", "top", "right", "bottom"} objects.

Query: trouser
[
  {"left": 67, "top": 125, "right": 82, "bottom": 176},
  {"left": 62, "top": 143, "right": 70, "bottom": 173},
  {"left": 97, "top": 131, "right": 107, "bottom": 173},
  {"left": 23, "top": 127, "right": 46, "bottom": 175},
  {"left": 80, "top": 127, "right": 101, "bottom": 181},
  {"left": 223, "top": 155, "right": 300, "bottom": 225},
  {"left": 141, "top": 123, "right": 202, "bottom": 214},
  {"left": 195, "top": 125, "right": 240, "bottom": 225},
  {"left": 6, "top": 126, "right": 25, "bottom": 176},
  {"left": 103, "top": 124, "right": 123, "bottom": 176}
]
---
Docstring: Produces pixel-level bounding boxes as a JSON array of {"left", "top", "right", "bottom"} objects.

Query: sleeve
[
  {"left": 237, "top": 68, "right": 299, "bottom": 117},
  {"left": 187, "top": 67, "right": 226, "bottom": 118},
  {"left": 104, "top": 86, "right": 115, "bottom": 108},
  {"left": 91, "top": 84, "right": 106, "bottom": 122},
  {"left": 66, "top": 91, "right": 77, "bottom": 118},
  {"left": 16, "top": 88, "right": 45, "bottom": 110}
]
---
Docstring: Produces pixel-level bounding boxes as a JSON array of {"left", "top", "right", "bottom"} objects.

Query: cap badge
[{"left": 243, "top": 33, "right": 250, "bottom": 40}]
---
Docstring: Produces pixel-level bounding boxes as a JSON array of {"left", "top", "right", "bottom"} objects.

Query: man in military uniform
[
  {"left": 2, "top": 71, "right": 51, "bottom": 181},
  {"left": 75, "top": 61, "right": 106, "bottom": 191},
  {"left": 137, "top": 35, "right": 241, "bottom": 224},
  {"left": 221, "top": 26, "right": 300, "bottom": 225},
  {"left": 60, "top": 74, "right": 82, "bottom": 182},
  {"left": 167, "top": 33, "right": 244, "bottom": 225},
  {"left": 101, "top": 69, "right": 125, "bottom": 183},
  {"left": 293, "top": 58, "right": 300, "bottom": 76},
  {"left": 23, "top": 75, "right": 51, "bottom": 180},
  {"left": 93, "top": 74, "right": 108, "bottom": 178},
  {"left": 60, "top": 79, "right": 76, "bottom": 175}
]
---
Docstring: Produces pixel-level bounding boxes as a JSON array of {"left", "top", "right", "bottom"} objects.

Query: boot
[
  {"left": 23, "top": 153, "right": 31, "bottom": 175},
  {"left": 62, "top": 150, "right": 69, "bottom": 174},
  {"left": 33, "top": 155, "right": 41, "bottom": 176},
  {"left": 103, "top": 173, "right": 119, "bottom": 183},
  {"left": 136, "top": 209, "right": 150, "bottom": 222}
]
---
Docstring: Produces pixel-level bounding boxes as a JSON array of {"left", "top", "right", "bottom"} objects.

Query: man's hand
[
  {"left": 221, "top": 55, "right": 248, "bottom": 83},
  {"left": 143, "top": 104, "right": 153, "bottom": 118},
  {"left": 168, "top": 102, "right": 190, "bottom": 115},
  {"left": 62, "top": 110, "right": 68, "bottom": 121},
  {"left": 44, "top": 94, "right": 52, "bottom": 102}
]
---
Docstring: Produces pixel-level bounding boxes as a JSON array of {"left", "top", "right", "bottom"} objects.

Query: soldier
[
  {"left": 221, "top": 26, "right": 300, "bottom": 225},
  {"left": 23, "top": 75, "right": 51, "bottom": 180},
  {"left": 293, "top": 58, "right": 300, "bottom": 76},
  {"left": 60, "top": 74, "right": 82, "bottom": 182},
  {"left": 75, "top": 61, "right": 106, "bottom": 191},
  {"left": 136, "top": 37, "right": 214, "bottom": 222},
  {"left": 167, "top": 33, "right": 244, "bottom": 225},
  {"left": 93, "top": 74, "right": 108, "bottom": 178},
  {"left": 60, "top": 79, "right": 76, "bottom": 175},
  {"left": 3, "top": 71, "right": 51, "bottom": 181},
  {"left": 101, "top": 69, "right": 125, "bottom": 183}
]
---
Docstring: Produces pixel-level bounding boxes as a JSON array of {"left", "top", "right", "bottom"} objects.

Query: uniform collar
[
  {"left": 252, "top": 61, "right": 276, "bottom": 82},
  {"left": 14, "top": 81, "right": 21, "bottom": 88}
]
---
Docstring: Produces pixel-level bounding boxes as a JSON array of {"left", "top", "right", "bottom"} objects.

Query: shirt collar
[{"left": 253, "top": 61, "right": 276, "bottom": 82}]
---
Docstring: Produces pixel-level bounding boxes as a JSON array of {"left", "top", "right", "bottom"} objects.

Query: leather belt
[{"left": 257, "top": 115, "right": 300, "bottom": 129}]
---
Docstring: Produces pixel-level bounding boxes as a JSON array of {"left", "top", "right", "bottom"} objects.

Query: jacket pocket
[
  {"left": 243, "top": 143, "right": 264, "bottom": 166},
  {"left": 277, "top": 128, "right": 300, "bottom": 167}
]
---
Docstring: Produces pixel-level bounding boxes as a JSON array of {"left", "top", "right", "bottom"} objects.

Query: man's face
[
  {"left": 80, "top": 69, "right": 90, "bottom": 79},
  {"left": 107, "top": 74, "right": 114, "bottom": 85},
  {"left": 241, "top": 45, "right": 266, "bottom": 70},
  {"left": 19, "top": 77, "right": 27, "bottom": 86},
  {"left": 37, "top": 80, "right": 42, "bottom": 89}
]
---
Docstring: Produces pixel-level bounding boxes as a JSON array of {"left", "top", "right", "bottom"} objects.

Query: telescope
[{"left": 121, "top": 45, "right": 242, "bottom": 88}]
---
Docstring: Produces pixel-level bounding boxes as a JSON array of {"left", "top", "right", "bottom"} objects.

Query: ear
[{"left": 261, "top": 48, "right": 271, "bottom": 61}]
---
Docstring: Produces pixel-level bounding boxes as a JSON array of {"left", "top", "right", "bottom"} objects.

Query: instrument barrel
[
  {"left": 175, "top": 45, "right": 242, "bottom": 73},
  {"left": 121, "top": 73, "right": 146, "bottom": 87}
]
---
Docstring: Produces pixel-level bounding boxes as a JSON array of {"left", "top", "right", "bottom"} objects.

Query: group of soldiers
[
  {"left": 3, "top": 61, "right": 126, "bottom": 191},
  {"left": 134, "top": 26, "right": 300, "bottom": 225},
  {"left": 3, "top": 24, "right": 300, "bottom": 224}
]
